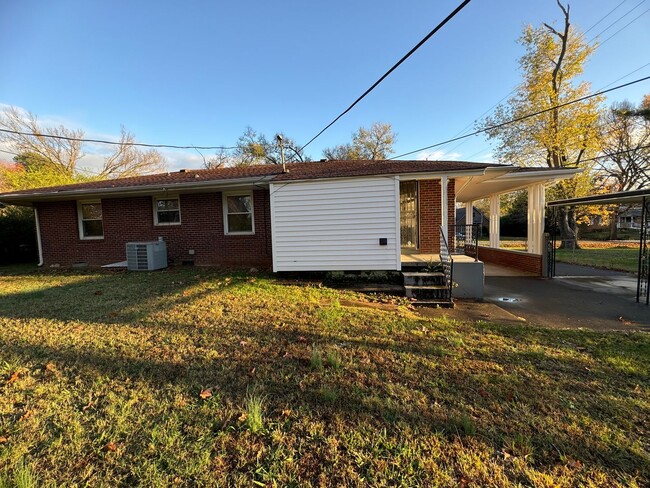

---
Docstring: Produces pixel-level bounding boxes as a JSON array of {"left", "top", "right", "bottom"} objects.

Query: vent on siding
[{"left": 126, "top": 241, "right": 168, "bottom": 271}]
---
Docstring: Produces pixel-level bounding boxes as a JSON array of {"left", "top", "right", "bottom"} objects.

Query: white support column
[
  {"left": 465, "top": 201, "right": 474, "bottom": 226},
  {"left": 527, "top": 184, "right": 546, "bottom": 254},
  {"left": 489, "top": 194, "right": 500, "bottom": 248},
  {"left": 441, "top": 175, "right": 448, "bottom": 241}
]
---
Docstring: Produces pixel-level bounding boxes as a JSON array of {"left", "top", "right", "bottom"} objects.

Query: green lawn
[
  {"left": 0, "top": 268, "right": 648, "bottom": 487},
  {"left": 555, "top": 248, "right": 640, "bottom": 273}
]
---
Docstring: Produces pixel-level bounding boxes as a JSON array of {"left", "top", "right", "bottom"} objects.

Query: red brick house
[{"left": 0, "top": 159, "right": 578, "bottom": 273}]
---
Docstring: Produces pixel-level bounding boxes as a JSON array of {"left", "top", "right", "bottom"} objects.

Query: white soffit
[{"left": 456, "top": 168, "right": 581, "bottom": 203}]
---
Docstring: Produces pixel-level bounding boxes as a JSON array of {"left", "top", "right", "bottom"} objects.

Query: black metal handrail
[
  {"left": 449, "top": 223, "right": 480, "bottom": 261},
  {"left": 440, "top": 226, "right": 454, "bottom": 306}
]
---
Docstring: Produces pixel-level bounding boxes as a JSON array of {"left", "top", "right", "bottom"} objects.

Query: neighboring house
[
  {"left": 617, "top": 207, "right": 646, "bottom": 230},
  {"left": 0, "top": 159, "right": 579, "bottom": 273},
  {"left": 455, "top": 206, "right": 489, "bottom": 236}
]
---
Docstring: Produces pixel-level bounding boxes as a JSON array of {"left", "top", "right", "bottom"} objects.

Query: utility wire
[
  {"left": 299, "top": 0, "right": 473, "bottom": 151},
  {"left": 389, "top": 75, "right": 650, "bottom": 159},
  {"left": 432, "top": 1, "right": 647, "bottom": 157},
  {"left": 0, "top": 128, "right": 237, "bottom": 151},
  {"left": 598, "top": 6, "right": 650, "bottom": 47}
]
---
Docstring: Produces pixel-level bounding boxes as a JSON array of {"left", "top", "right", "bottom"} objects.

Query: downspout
[{"left": 34, "top": 206, "right": 44, "bottom": 267}]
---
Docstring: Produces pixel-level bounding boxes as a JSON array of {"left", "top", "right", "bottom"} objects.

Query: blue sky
[{"left": 0, "top": 0, "right": 649, "bottom": 171}]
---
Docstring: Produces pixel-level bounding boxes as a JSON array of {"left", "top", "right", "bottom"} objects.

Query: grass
[
  {"left": 0, "top": 267, "right": 648, "bottom": 486},
  {"left": 555, "top": 247, "right": 640, "bottom": 273}
]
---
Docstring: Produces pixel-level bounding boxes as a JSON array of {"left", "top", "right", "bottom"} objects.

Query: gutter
[
  {"left": 0, "top": 175, "right": 277, "bottom": 205},
  {"left": 34, "top": 207, "right": 44, "bottom": 267}
]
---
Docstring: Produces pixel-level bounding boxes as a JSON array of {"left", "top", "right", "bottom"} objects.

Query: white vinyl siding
[{"left": 270, "top": 176, "right": 400, "bottom": 271}]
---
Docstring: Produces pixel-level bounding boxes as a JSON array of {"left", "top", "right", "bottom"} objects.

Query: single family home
[{"left": 0, "top": 159, "right": 579, "bottom": 289}]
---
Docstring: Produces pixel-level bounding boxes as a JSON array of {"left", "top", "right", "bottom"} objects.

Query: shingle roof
[{"left": 0, "top": 160, "right": 508, "bottom": 198}]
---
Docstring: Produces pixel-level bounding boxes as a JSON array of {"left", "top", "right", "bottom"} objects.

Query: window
[
  {"left": 154, "top": 197, "right": 181, "bottom": 225},
  {"left": 223, "top": 191, "right": 254, "bottom": 234},
  {"left": 78, "top": 201, "right": 104, "bottom": 239}
]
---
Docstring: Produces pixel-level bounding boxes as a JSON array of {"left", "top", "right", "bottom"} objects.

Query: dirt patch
[
  {"left": 338, "top": 299, "right": 403, "bottom": 312},
  {"left": 417, "top": 300, "right": 526, "bottom": 323}
]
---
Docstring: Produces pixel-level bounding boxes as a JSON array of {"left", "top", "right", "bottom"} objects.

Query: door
[{"left": 400, "top": 181, "right": 418, "bottom": 249}]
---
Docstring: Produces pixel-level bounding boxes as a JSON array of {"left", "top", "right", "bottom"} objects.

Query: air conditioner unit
[{"left": 126, "top": 241, "right": 168, "bottom": 271}]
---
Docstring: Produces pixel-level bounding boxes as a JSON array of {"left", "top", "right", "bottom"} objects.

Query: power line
[
  {"left": 299, "top": 0, "right": 473, "bottom": 151},
  {"left": 0, "top": 128, "right": 238, "bottom": 151},
  {"left": 390, "top": 75, "right": 650, "bottom": 159},
  {"left": 598, "top": 6, "right": 650, "bottom": 47},
  {"left": 435, "top": 1, "right": 647, "bottom": 157},
  {"left": 583, "top": 0, "right": 630, "bottom": 35},
  {"left": 588, "top": 0, "right": 646, "bottom": 41}
]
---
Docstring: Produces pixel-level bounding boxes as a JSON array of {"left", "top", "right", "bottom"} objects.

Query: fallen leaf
[
  {"left": 6, "top": 371, "right": 21, "bottom": 385},
  {"left": 238, "top": 412, "right": 248, "bottom": 422},
  {"left": 0, "top": 436, "right": 7, "bottom": 444},
  {"left": 249, "top": 367, "right": 256, "bottom": 375},
  {"left": 104, "top": 441, "right": 117, "bottom": 452},
  {"left": 281, "top": 409, "right": 291, "bottom": 417},
  {"left": 44, "top": 362, "right": 57, "bottom": 374},
  {"left": 566, "top": 458, "right": 583, "bottom": 469},
  {"left": 199, "top": 388, "right": 213, "bottom": 400},
  {"left": 478, "top": 387, "right": 490, "bottom": 398},
  {"left": 239, "top": 340, "right": 248, "bottom": 347},
  {"left": 19, "top": 410, "right": 33, "bottom": 421}
]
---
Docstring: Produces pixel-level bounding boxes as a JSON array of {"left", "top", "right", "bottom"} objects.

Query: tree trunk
[
  {"left": 608, "top": 212, "right": 619, "bottom": 240},
  {"left": 558, "top": 207, "right": 581, "bottom": 249}
]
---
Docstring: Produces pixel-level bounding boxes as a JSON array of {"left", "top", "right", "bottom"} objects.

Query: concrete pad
[{"left": 485, "top": 270, "right": 650, "bottom": 331}]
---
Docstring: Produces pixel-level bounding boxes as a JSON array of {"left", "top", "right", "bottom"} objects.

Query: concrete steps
[{"left": 401, "top": 270, "right": 453, "bottom": 307}]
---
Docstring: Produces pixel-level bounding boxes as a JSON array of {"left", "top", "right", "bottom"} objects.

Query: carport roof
[{"left": 547, "top": 188, "right": 650, "bottom": 206}]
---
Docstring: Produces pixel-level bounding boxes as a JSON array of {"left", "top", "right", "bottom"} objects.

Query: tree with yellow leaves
[{"left": 480, "top": 1, "right": 603, "bottom": 248}]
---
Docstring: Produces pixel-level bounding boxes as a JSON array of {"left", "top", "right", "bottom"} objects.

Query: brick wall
[
  {"left": 36, "top": 190, "right": 272, "bottom": 268},
  {"left": 418, "top": 179, "right": 456, "bottom": 253},
  {"left": 477, "top": 246, "right": 543, "bottom": 275}
]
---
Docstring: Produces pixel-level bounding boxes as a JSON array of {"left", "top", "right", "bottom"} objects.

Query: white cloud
[{"left": 416, "top": 149, "right": 462, "bottom": 161}]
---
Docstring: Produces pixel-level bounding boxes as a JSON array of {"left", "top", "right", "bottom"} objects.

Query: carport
[{"left": 547, "top": 188, "right": 650, "bottom": 305}]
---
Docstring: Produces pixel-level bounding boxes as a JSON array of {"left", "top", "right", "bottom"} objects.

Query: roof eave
[{"left": 0, "top": 175, "right": 275, "bottom": 206}]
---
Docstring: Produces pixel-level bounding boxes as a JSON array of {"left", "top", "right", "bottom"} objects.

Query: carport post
[
  {"left": 527, "top": 183, "right": 546, "bottom": 254},
  {"left": 465, "top": 201, "right": 474, "bottom": 226},
  {"left": 489, "top": 194, "right": 500, "bottom": 248}
]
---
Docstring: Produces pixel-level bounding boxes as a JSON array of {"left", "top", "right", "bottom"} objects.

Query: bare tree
[
  {"left": 0, "top": 107, "right": 83, "bottom": 176},
  {"left": 323, "top": 122, "right": 396, "bottom": 160},
  {"left": 204, "top": 148, "right": 235, "bottom": 169},
  {"left": 0, "top": 107, "right": 167, "bottom": 181},
  {"left": 97, "top": 127, "right": 166, "bottom": 178}
]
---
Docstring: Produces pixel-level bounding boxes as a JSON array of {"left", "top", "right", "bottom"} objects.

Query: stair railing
[{"left": 440, "top": 226, "right": 454, "bottom": 306}]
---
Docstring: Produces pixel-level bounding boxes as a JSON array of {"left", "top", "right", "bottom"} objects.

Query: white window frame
[
  {"left": 153, "top": 195, "right": 182, "bottom": 226},
  {"left": 222, "top": 190, "right": 255, "bottom": 235},
  {"left": 77, "top": 200, "right": 104, "bottom": 240}
]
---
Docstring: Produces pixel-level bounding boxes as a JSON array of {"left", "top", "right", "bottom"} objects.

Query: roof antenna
[{"left": 276, "top": 134, "right": 287, "bottom": 173}]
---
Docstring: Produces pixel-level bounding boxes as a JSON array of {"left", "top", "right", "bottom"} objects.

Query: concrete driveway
[{"left": 484, "top": 263, "right": 649, "bottom": 332}]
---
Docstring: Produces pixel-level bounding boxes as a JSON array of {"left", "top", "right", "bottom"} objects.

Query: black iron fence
[
  {"left": 638, "top": 196, "right": 649, "bottom": 305},
  {"left": 449, "top": 224, "right": 480, "bottom": 261}
]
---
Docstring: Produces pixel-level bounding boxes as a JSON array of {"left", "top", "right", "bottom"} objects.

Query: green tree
[
  {"left": 479, "top": 1, "right": 603, "bottom": 248},
  {"left": 323, "top": 122, "right": 396, "bottom": 160}
]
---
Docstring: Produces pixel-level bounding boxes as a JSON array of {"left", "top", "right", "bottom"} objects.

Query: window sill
[
  {"left": 154, "top": 222, "right": 182, "bottom": 227},
  {"left": 80, "top": 236, "right": 104, "bottom": 241},
  {"left": 224, "top": 231, "right": 255, "bottom": 236}
]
